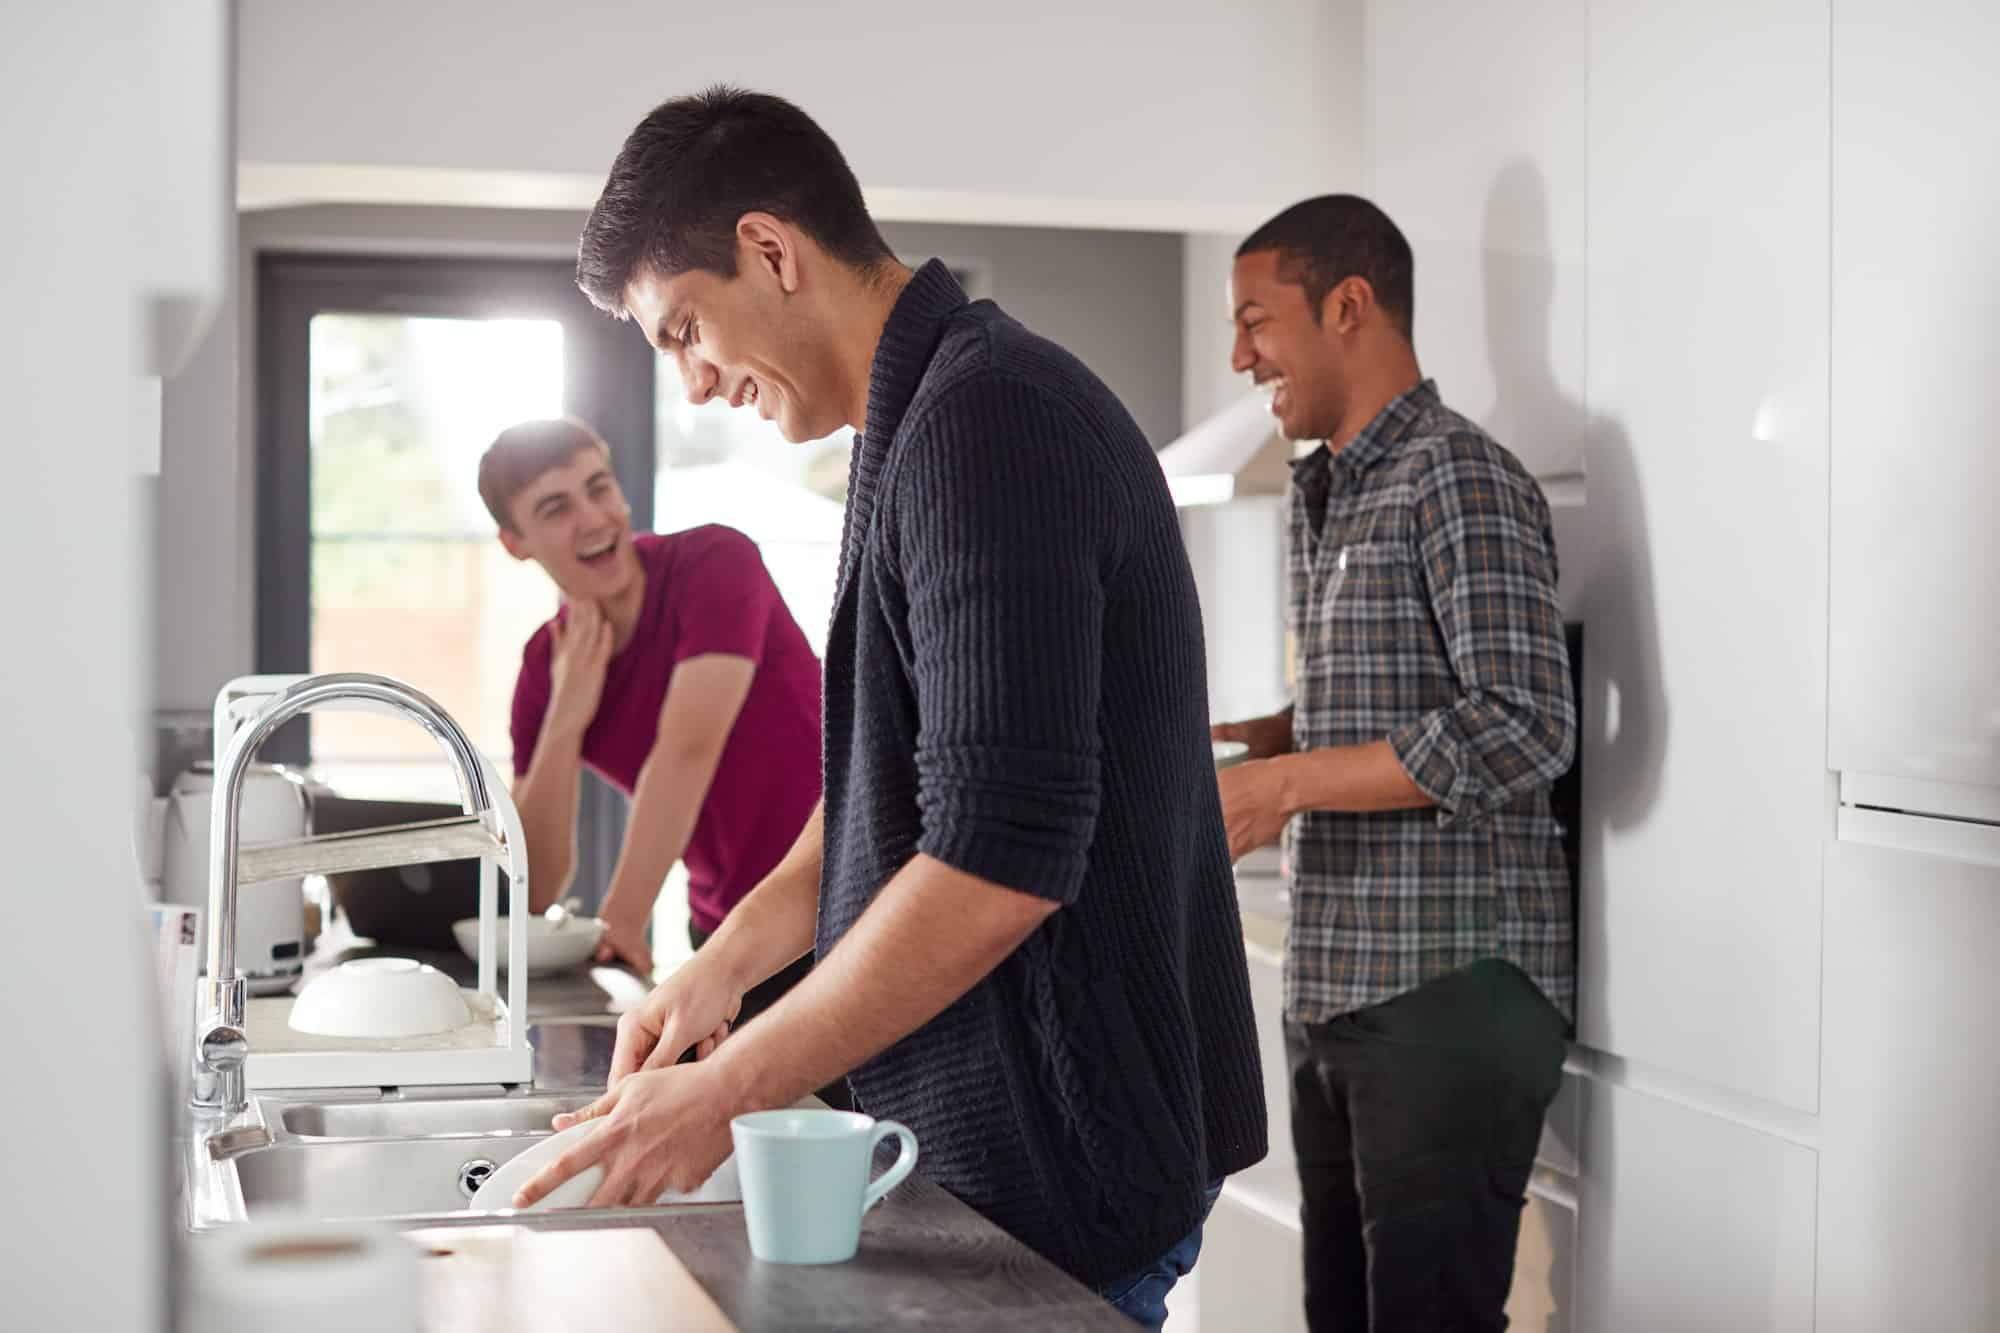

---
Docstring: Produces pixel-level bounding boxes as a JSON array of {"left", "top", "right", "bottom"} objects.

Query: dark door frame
[{"left": 255, "top": 251, "right": 655, "bottom": 908}]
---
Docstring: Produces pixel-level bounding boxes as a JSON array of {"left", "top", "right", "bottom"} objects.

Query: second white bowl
[
  {"left": 451, "top": 915, "right": 606, "bottom": 975},
  {"left": 288, "top": 958, "right": 473, "bottom": 1039}
]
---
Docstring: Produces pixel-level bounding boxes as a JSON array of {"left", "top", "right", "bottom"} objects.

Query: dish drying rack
[{"left": 203, "top": 673, "right": 533, "bottom": 1095}]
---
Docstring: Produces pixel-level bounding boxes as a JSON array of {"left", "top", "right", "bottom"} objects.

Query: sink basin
[
  {"left": 235, "top": 1136, "right": 551, "bottom": 1220},
  {"left": 280, "top": 1093, "right": 593, "bottom": 1139},
  {"left": 187, "top": 1090, "right": 746, "bottom": 1230}
]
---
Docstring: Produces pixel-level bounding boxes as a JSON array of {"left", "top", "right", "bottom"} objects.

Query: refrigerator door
[
  {"left": 1838, "top": 772, "right": 2000, "bottom": 867},
  {"left": 1828, "top": 0, "right": 2000, "bottom": 792},
  {"left": 1821, "top": 836, "right": 2000, "bottom": 1329}
]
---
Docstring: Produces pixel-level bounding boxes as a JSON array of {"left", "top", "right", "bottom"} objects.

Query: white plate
[
  {"left": 468, "top": 1118, "right": 741, "bottom": 1212},
  {"left": 451, "top": 915, "right": 606, "bottom": 975},
  {"left": 1212, "top": 740, "right": 1251, "bottom": 769}
]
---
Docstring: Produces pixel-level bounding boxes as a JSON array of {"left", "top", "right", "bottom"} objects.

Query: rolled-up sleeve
[
  {"left": 893, "top": 380, "right": 1116, "bottom": 904},
  {"left": 1387, "top": 443, "right": 1575, "bottom": 827}
]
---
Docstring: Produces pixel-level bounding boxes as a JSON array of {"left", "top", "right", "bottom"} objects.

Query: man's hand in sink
[{"left": 513, "top": 1061, "right": 737, "bottom": 1208}]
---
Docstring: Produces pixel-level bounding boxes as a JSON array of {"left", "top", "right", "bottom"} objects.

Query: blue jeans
[{"left": 1097, "top": 1181, "right": 1224, "bottom": 1330}]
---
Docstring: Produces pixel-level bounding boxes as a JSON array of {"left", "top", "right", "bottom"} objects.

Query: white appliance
[
  {"left": 1814, "top": 11, "right": 2000, "bottom": 1318},
  {"left": 163, "top": 761, "right": 311, "bottom": 993}
]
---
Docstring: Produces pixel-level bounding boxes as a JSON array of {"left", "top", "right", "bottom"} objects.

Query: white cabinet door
[
  {"left": 1820, "top": 838, "right": 2000, "bottom": 1330},
  {"left": 1828, "top": 0, "right": 2000, "bottom": 792},
  {"left": 1363, "top": 0, "right": 1589, "bottom": 481},
  {"left": 1232, "top": 926, "right": 1301, "bottom": 1217},
  {"left": 1575, "top": 1082, "right": 1817, "bottom": 1331},
  {"left": 1576, "top": 0, "right": 1832, "bottom": 1112}
]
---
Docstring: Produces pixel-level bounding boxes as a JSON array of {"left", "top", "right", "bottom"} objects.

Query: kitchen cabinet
[
  {"left": 1827, "top": 0, "right": 2000, "bottom": 794},
  {"left": 1201, "top": 907, "right": 1308, "bottom": 1330},
  {"left": 1574, "top": 1081, "right": 1817, "bottom": 1331},
  {"left": 1819, "top": 839, "right": 2000, "bottom": 1330},
  {"left": 1576, "top": 0, "right": 1831, "bottom": 1113},
  {"left": 1363, "top": 0, "right": 1589, "bottom": 482}
]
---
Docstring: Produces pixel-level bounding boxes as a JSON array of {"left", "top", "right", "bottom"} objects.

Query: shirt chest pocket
[{"left": 1313, "top": 539, "right": 1416, "bottom": 647}]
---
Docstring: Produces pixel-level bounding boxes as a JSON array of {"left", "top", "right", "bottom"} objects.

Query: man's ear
[
  {"left": 498, "top": 525, "right": 529, "bottom": 561},
  {"left": 737, "top": 212, "right": 801, "bottom": 295},
  {"left": 1321, "top": 275, "right": 1375, "bottom": 335}
]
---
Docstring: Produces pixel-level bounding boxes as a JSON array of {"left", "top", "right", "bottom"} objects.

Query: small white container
[{"left": 287, "top": 958, "right": 471, "bottom": 1039}]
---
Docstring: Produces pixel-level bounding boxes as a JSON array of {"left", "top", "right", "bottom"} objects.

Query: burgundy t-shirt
[{"left": 510, "top": 526, "right": 824, "bottom": 933}]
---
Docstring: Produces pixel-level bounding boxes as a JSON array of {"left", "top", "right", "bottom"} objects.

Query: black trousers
[
  {"left": 688, "top": 922, "right": 854, "bottom": 1112},
  {"left": 1286, "top": 960, "right": 1568, "bottom": 1332}
]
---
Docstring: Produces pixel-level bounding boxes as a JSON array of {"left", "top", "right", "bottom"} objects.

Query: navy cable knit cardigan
[{"left": 815, "top": 260, "right": 1267, "bottom": 1286}]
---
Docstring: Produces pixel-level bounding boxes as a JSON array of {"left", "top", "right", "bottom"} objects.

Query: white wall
[
  {"left": 155, "top": 222, "right": 250, "bottom": 715},
  {"left": 2, "top": 2, "right": 191, "bottom": 1329},
  {"left": 237, "top": 0, "right": 1358, "bottom": 232}
]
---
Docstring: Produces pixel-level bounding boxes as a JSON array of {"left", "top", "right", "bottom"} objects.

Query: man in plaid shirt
[{"left": 1213, "top": 195, "right": 1575, "bottom": 1332}]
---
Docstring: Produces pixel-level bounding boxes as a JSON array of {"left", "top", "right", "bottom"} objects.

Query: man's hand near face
[{"left": 546, "top": 599, "right": 614, "bottom": 744}]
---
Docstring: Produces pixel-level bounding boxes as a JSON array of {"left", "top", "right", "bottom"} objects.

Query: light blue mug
[{"left": 729, "top": 1109, "right": 920, "bottom": 1265}]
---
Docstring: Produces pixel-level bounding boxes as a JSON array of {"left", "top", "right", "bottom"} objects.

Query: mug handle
[{"left": 861, "top": 1120, "right": 919, "bottom": 1212}]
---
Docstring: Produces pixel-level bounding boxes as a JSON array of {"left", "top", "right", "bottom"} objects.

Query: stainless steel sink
[
  {"left": 279, "top": 1092, "right": 593, "bottom": 1140},
  {"left": 234, "top": 1135, "right": 548, "bottom": 1220},
  {"left": 182, "top": 1087, "right": 744, "bottom": 1231}
]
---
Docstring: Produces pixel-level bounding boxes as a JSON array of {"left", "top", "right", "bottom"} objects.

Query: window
[
  {"left": 646, "top": 261, "right": 984, "bottom": 654},
  {"left": 307, "top": 313, "right": 566, "bottom": 794},
  {"left": 258, "top": 253, "right": 654, "bottom": 913},
  {"left": 653, "top": 358, "right": 849, "bottom": 656}
]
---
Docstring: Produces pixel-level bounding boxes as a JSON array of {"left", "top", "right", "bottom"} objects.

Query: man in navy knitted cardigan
[{"left": 515, "top": 87, "right": 1266, "bottom": 1321}]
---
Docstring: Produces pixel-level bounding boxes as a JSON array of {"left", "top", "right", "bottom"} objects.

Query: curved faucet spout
[{"left": 192, "top": 672, "right": 496, "bottom": 1112}]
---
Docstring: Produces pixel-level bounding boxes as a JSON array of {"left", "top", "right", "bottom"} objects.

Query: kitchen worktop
[{"left": 181, "top": 921, "right": 1132, "bottom": 1332}]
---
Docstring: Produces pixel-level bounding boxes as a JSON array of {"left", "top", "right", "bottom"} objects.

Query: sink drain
[{"left": 457, "top": 1158, "right": 498, "bottom": 1201}]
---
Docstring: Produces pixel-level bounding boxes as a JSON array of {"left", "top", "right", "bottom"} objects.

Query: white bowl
[
  {"left": 288, "top": 958, "right": 472, "bottom": 1039},
  {"left": 1212, "top": 740, "right": 1251, "bottom": 769},
  {"left": 451, "top": 915, "right": 606, "bottom": 975},
  {"left": 468, "top": 1118, "right": 741, "bottom": 1212}
]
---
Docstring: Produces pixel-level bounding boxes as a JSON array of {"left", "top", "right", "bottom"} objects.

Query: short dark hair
[
  {"left": 1236, "top": 195, "right": 1415, "bottom": 338},
  {"left": 478, "top": 417, "right": 610, "bottom": 531},
  {"left": 577, "top": 86, "right": 895, "bottom": 316}
]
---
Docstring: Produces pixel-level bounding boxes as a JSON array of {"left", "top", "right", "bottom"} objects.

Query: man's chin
[{"left": 1277, "top": 407, "right": 1332, "bottom": 444}]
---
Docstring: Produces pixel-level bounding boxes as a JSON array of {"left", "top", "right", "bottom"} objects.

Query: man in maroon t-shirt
[{"left": 478, "top": 417, "right": 825, "bottom": 1017}]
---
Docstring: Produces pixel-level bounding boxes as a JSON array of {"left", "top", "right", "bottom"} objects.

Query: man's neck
[
  {"left": 1325, "top": 357, "right": 1424, "bottom": 456},
  {"left": 840, "top": 262, "right": 916, "bottom": 434},
  {"left": 599, "top": 564, "right": 649, "bottom": 654}
]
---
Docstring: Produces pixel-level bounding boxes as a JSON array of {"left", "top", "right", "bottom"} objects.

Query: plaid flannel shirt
[{"left": 1283, "top": 379, "right": 1575, "bottom": 1023}]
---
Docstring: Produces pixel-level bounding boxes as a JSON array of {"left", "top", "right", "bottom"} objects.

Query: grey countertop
[{"left": 287, "top": 924, "right": 1129, "bottom": 1331}]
